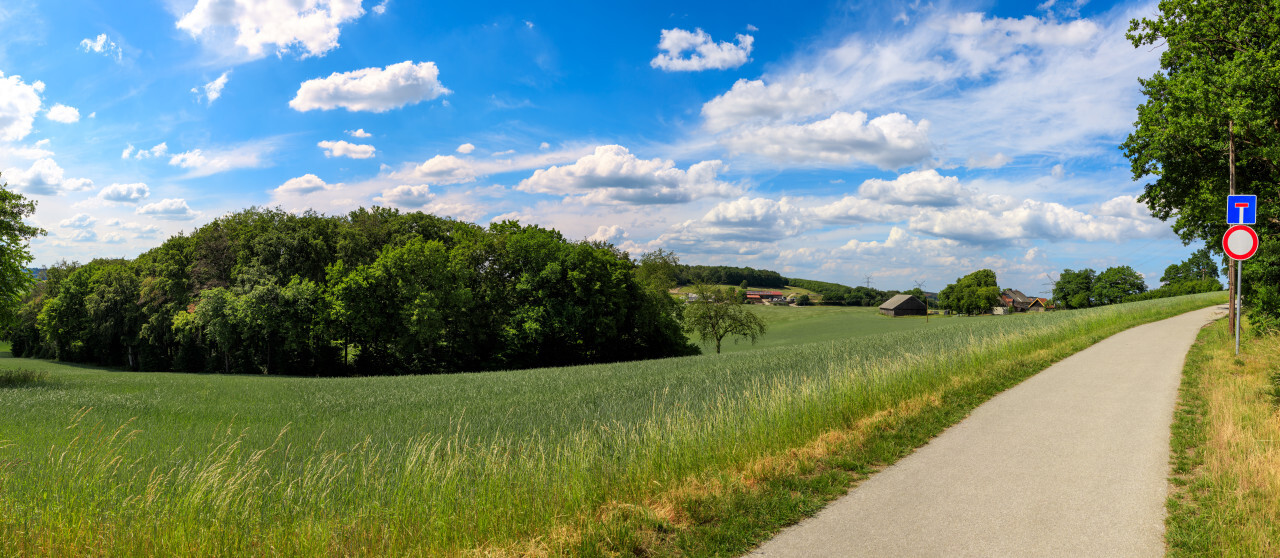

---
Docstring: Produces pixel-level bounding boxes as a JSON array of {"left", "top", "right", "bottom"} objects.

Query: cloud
[
  {"left": 517, "top": 145, "right": 739, "bottom": 205},
  {"left": 105, "top": 219, "right": 162, "bottom": 237},
  {"left": 587, "top": 225, "right": 628, "bottom": 243},
  {"left": 79, "top": 33, "right": 122, "bottom": 61},
  {"left": 97, "top": 182, "right": 150, "bottom": 203},
  {"left": 372, "top": 0, "right": 388, "bottom": 15},
  {"left": 59, "top": 213, "right": 96, "bottom": 229},
  {"left": 966, "top": 152, "right": 1012, "bottom": 169},
  {"left": 698, "top": 8, "right": 1157, "bottom": 165},
  {"left": 289, "top": 60, "right": 450, "bottom": 112},
  {"left": 136, "top": 198, "right": 200, "bottom": 220},
  {"left": 394, "top": 154, "right": 477, "bottom": 185},
  {"left": 123, "top": 142, "right": 168, "bottom": 160},
  {"left": 3, "top": 158, "right": 93, "bottom": 195},
  {"left": 701, "top": 78, "right": 837, "bottom": 133},
  {"left": 175, "top": 0, "right": 365, "bottom": 59},
  {"left": 721, "top": 111, "right": 932, "bottom": 169},
  {"left": 168, "top": 141, "right": 273, "bottom": 177},
  {"left": 456, "top": 142, "right": 475, "bottom": 154},
  {"left": 0, "top": 72, "right": 44, "bottom": 142},
  {"left": 274, "top": 174, "right": 338, "bottom": 195},
  {"left": 193, "top": 71, "right": 231, "bottom": 104},
  {"left": 11, "top": 139, "right": 53, "bottom": 160},
  {"left": 908, "top": 197, "right": 1165, "bottom": 244},
  {"left": 46, "top": 104, "right": 80, "bottom": 123},
  {"left": 70, "top": 230, "right": 98, "bottom": 243},
  {"left": 374, "top": 184, "right": 433, "bottom": 207},
  {"left": 650, "top": 28, "right": 754, "bottom": 72},
  {"left": 1094, "top": 194, "right": 1152, "bottom": 220},
  {"left": 346, "top": 128, "right": 371, "bottom": 138},
  {"left": 318, "top": 139, "right": 375, "bottom": 159},
  {"left": 857, "top": 170, "right": 969, "bottom": 206}
]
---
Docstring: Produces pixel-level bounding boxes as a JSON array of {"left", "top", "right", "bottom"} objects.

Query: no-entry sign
[{"left": 1223, "top": 224, "right": 1259, "bottom": 260}]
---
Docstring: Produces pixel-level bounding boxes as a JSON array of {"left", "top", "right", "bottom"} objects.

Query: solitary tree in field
[
  {"left": 0, "top": 173, "right": 45, "bottom": 327},
  {"left": 683, "top": 284, "right": 766, "bottom": 353},
  {"left": 938, "top": 269, "right": 1000, "bottom": 316}
]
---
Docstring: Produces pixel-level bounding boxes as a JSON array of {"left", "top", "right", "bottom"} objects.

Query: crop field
[
  {"left": 0, "top": 292, "right": 1224, "bottom": 556},
  {"left": 698, "top": 304, "right": 949, "bottom": 354}
]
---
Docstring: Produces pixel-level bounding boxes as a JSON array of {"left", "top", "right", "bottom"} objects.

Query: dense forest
[
  {"left": 6, "top": 207, "right": 698, "bottom": 376},
  {"left": 675, "top": 265, "right": 787, "bottom": 289}
]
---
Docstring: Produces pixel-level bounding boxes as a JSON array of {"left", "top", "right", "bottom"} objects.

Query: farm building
[{"left": 879, "top": 294, "right": 927, "bottom": 317}]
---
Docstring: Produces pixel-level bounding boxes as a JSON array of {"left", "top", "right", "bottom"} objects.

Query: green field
[
  {"left": 0, "top": 293, "right": 1224, "bottom": 556},
  {"left": 695, "top": 304, "right": 949, "bottom": 354}
]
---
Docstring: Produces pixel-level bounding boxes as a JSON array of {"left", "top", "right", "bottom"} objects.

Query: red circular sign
[{"left": 1223, "top": 224, "right": 1259, "bottom": 260}]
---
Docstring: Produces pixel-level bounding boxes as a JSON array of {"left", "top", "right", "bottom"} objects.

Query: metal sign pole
[{"left": 1236, "top": 258, "right": 1242, "bottom": 355}]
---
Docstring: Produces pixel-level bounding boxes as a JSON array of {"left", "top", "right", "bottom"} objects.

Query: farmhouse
[
  {"left": 746, "top": 290, "right": 787, "bottom": 303},
  {"left": 879, "top": 294, "right": 927, "bottom": 317}
]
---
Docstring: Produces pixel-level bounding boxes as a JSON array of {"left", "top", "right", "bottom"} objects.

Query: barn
[{"left": 879, "top": 294, "right": 927, "bottom": 317}]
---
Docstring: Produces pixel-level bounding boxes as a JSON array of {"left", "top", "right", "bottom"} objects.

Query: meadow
[
  {"left": 0, "top": 292, "right": 1224, "bottom": 556},
  {"left": 694, "top": 304, "right": 947, "bottom": 354}
]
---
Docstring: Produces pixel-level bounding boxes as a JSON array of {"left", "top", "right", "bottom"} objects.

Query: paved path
[{"left": 749, "top": 305, "right": 1226, "bottom": 558}]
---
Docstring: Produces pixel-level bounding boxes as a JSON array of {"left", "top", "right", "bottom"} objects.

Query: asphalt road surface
[{"left": 748, "top": 304, "right": 1226, "bottom": 558}]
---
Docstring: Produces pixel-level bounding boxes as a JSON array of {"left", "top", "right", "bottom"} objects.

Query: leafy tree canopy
[
  {"left": 939, "top": 269, "right": 1000, "bottom": 316},
  {"left": 683, "top": 284, "right": 767, "bottom": 354},
  {"left": 0, "top": 174, "right": 46, "bottom": 326}
]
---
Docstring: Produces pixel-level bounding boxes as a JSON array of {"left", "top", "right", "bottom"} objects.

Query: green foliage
[
  {"left": 0, "top": 174, "right": 46, "bottom": 328},
  {"left": 8, "top": 207, "right": 696, "bottom": 375},
  {"left": 676, "top": 265, "right": 786, "bottom": 288},
  {"left": 1162, "top": 248, "right": 1221, "bottom": 285},
  {"left": 1092, "top": 265, "right": 1148, "bottom": 306},
  {"left": 938, "top": 269, "right": 1000, "bottom": 315},
  {"left": 1054, "top": 268, "right": 1096, "bottom": 309},
  {"left": 784, "top": 277, "right": 896, "bottom": 307},
  {"left": 683, "top": 284, "right": 767, "bottom": 353},
  {"left": 1123, "top": 278, "right": 1223, "bottom": 304},
  {"left": 795, "top": 294, "right": 811, "bottom": 306},
  {"left": 1124, "top": 0, "right": 1280, "bottom": 326}
]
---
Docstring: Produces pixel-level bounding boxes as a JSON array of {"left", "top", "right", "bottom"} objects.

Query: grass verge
[{"left": 1166, "top": 316, "right": 1280, "bottom": 556}]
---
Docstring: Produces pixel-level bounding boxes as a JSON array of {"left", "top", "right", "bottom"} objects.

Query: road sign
[
  {"left": 1227, "top": 195, "right": 1257, "bottom": 224},
  {"left": 1223, "top": 224, "right": 1258, "bottom": 260}
]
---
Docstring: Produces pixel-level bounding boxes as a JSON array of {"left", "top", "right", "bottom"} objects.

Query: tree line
[
  {"left": 782, "top": 278, "right": 899, "bottom": 307},
  {"left": 6, "top": 207, "right": 699, "bottom": 375},
  {"left": 675, "top": 265, "right": 787, "bottom": 289}
]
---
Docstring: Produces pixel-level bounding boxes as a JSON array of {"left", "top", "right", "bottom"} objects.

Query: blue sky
[{"left": 0, "top": 0, "right": 1198, "bottom": 295}]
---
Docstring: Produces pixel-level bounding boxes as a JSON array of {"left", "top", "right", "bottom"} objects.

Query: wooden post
[{"left": 1228, "top": 120, "right": 1237, "bottom": 332}]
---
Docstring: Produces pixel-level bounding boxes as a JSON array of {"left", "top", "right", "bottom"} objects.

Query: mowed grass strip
[
  {"left": 0, "top": 293, "right": 1224, "bottom": 556},
  {"left": 1166, "top": 316, "right": 1280, "bottom": 556}
]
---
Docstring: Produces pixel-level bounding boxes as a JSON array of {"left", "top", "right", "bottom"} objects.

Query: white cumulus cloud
[
  {"left": 722, "top": 111, "right": 932, "bottom": 169},
  {"left": 587, "top": 225, "right": 628, "bottom": 243},
  {"left": 46, "top": 104, "right": 80, "bottom": 123},
  {"left": 456, "top": 142, "right": 475, "bottom": 154},
  {"left": 136, "top": 198, "right": 200, "bottom": 220},
  {"left": 517, "top": 145, "right": 739, "bottom": 205},
  {"left": 59, "top": 213, "right": 96, "bottom": 229},
  {"left": 650, "top": 28, "right": 753, "bottom": 72},
  {"left": 3, "top": 158, "right": 93, "bottom": 195},
  {"left": 374, "top": 184, "right": 434, "bottom": 207},
  {"left": 346, "top": 128, "right": 371, "bottom": 138},
  {"left": 318, "top": 139, "right": 375, "bottom": 159},
  {"left": 0, "top": 72, "right": 44, "bottom": 142},
  {"left": 701, "top": 79, "right": 837, "bottom": 133},
  {"left": 857, "top": 170, "right": 970, "bottom": 206},
  {"left": 289, "top": 60, "right": 450, "bottom": 112},
  {"left": 274, "top": 174, "right": 338, "bottom": 195},
  {"left": 175, "top": 0, "right": 365, "bottom": 59},
  {"left": 98, "top": 182, "right": 150, "bottom": 203},
  {"left": 395, "top": 154, "right": 477, "bottom": 185}
]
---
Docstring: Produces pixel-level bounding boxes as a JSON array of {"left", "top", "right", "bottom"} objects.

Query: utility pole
[
  {"left": 1228, "top": 119, "right": 1237, "bottom": 332},
  {"left": 914, "top": 279, "right": 929, "bottom": 322},
  {"left": 865, "top": 274, "right": 874, "bottom": 289}
]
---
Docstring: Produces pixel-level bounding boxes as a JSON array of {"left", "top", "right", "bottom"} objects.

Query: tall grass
[
  {"left": 1166, "top": 314, "right": 1280, "bottom": 556},
  {"left": 0, "top": 293, "right": 1224, "bottom": 556}
]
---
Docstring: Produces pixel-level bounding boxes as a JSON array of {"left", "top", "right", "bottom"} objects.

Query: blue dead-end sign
[{"left": 1228, "top": 195, "right": 1257, "bottom": 224}]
